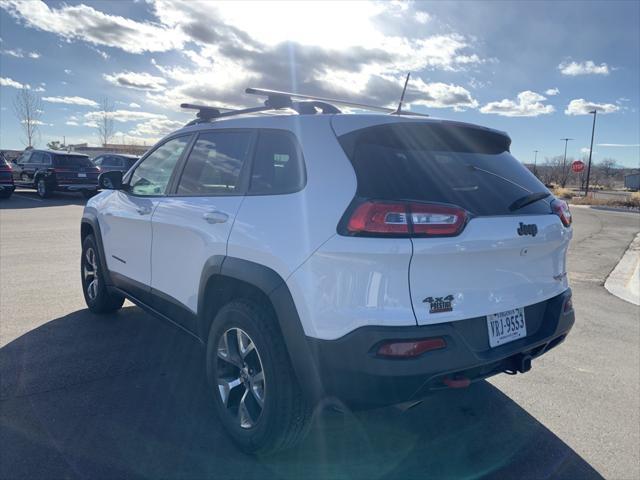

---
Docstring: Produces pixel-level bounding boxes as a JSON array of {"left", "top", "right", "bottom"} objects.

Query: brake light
[
  {"left": 551, "top": 199, "right": 572, "bottom": 227},
  {"left": 348, "top": 202, "right": 409, "bottom": 234},
  {"left": 345, "top": 200, "right": 467, "bottom": 237},
  {"left": 377, "top": 337, "right": 446, "bottom": 358}
]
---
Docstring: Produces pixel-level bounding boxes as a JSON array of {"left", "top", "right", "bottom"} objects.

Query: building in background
[
  {"left": 624, "top": 172, "right": 640, "bottom": 191},
  {"left": 67, "top": 143, "right": 149, "bottom": 158}
]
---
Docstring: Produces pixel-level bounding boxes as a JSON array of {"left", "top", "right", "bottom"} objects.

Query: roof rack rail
[
  {"left": 181, "top": 84, "right": 429, "bottom": 125},
  {"left": 246, "top": 86, "right": 428, "bottom": 117}
]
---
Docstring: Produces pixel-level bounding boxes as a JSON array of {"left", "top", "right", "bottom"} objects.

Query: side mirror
[{"left": 99, "top": 170, "right": 124, "bottom": 190}]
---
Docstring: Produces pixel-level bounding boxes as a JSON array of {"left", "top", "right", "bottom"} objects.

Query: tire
[
  {"left": 81, "top": 189, "right": 97, "bottom": 199},
  {"left": 81, "top": 235, "right": 124, "bottom": 313},
  {"left": 206, "top": 299, "right": 313, "bottom": 454},
  {"left": 36, "top": 177, "right": 51, "bottom": 198}
]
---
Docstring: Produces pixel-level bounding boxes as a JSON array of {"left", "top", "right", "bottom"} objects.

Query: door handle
[
  {"left": 136, "top": 206, "right": 152, "bottom": 215},
  {"left": 203, "top": 211, "right": 229, "bottom": 224}
]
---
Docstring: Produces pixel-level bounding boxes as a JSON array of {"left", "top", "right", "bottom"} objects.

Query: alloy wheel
[
  {"left": 37, "top": 179, "right": 45, "bottom": 197},
  {"left": 216, "top": 327, "right": 266, "bottom": 429},
  {"left": 83, "top": 247, "right": 99, "bottom": 301}
]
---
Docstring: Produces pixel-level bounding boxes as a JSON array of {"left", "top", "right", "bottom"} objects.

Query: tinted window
[
  {"left": 130, "top": 136, "right": 190, "bottom": 196},
  {"left": 249, "top": 131, "right": 305, "bottom": 195},
  {"left": 103, "top": 156, "right": 124, "bottom": 168},
  {"left": 17, "top": 151, "right": 32, "bottom": 164},
  {"left": 339, "top": 123, "right": 551, "bottom": 216},
  {"left": 54, "top": 155, "right": 92, "bottom": 167},
  {"left": 93, "top": 156, "right": 104, "bottom": 166},
  {"left": 29, "top": 152, "right": 43, "bottom": 164},
  {"left": 177, "top": 131, "right": 252, "bottom": 195}
]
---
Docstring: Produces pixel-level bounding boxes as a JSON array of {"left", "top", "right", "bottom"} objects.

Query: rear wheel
[
  {"left": 36, "top": 177, "right": 51, "bottom": 198},
  {"left": 81, "top": 235, "right": 124, "bottom": 313},
  {"left": 206, "top": 299, "right": 312, "bottom": 454}
]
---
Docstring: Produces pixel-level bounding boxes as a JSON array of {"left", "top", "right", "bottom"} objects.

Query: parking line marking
[{"left": 14, "top": 194, "right": 43, "bottom": 202}]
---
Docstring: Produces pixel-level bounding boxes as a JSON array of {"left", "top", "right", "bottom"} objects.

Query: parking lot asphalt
[{"left": 1, "top": 190, "right": 639, "bottom": 480}]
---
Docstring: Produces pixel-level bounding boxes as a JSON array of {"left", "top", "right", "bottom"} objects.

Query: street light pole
[
  {"left": 533, "top": 150, "right": 539, "bottom": 176},
  {"left": 560, "top": 138, "right": 573, "bottom": 186},
  {"left": 584, "top": 110, "right": 597, "bottom": 196}
]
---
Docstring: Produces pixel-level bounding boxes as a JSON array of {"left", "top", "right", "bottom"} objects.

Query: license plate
[
  {"left": 78, "top": 173, "right": 87, "bottom": 178},
  {"left": 487, "top": 308, "right": 526, "bottom": 348}
]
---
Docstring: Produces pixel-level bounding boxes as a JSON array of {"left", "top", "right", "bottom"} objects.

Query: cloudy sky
[{"left": 0, "top": 0, "right": 638, "bottom": 167}]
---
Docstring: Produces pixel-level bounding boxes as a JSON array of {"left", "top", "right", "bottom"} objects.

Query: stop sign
[{"left": 572, "top": 160, "right": 585, "bottom": 173}]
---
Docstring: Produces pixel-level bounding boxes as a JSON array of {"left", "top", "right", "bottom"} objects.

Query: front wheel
[
  {"left": 206, "top": 299, "right": 313, "bottom": 454},
  {"left": 81, "top": 235, "right": 124, "bottom": 313}
]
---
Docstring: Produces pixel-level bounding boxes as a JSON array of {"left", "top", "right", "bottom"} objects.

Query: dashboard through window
[{"left": 130, "top": 136, "right": 191, "bottom": 196}]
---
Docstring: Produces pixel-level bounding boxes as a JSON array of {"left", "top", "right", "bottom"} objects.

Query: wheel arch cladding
[
  {"left": 80, "top": 214, "right": 113, "bottom": 286},
  {"left": 198, "top": 256, "right": 323, "bottom": 402}
]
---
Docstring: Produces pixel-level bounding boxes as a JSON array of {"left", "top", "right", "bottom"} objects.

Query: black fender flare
[
  {"left": 80, "top": 213, "right": 113, "bottom": 286},
  {"left": 198, "top": 256, "right": 323, "bottom": 402}
]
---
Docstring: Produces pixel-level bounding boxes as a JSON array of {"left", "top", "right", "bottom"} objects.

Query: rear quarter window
[{"left": 338, "top": 123, "right": 551, "bottom": 216}]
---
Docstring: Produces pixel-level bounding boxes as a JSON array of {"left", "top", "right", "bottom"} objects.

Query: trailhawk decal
[{"left": 423, "top": 295, "right": 454, "bottom": 314}]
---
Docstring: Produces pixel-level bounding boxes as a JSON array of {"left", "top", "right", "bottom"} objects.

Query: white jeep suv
[{"left": 81, "top": 91, "right": 574, "bottom": 454}]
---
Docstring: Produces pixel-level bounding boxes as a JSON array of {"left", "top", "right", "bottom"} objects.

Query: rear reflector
[
  {"left": 377, "top": 337, "right": 446, "bottom": 358},
  {"left": 563, "top": 294, "right": 573, "bottom": 314},
  {"left": 346, "top": 200, "right": 467, "bottom": 237},
  {"left": 551, "top": 199, "right": 572, "bottom": 227}
]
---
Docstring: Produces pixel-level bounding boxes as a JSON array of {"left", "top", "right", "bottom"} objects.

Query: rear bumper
[
  {"left": 56, "top": 183, "right": 98, "bottom": 191},
  {"left": 306, "top": 289, "right": 574, "bottom": 408}
]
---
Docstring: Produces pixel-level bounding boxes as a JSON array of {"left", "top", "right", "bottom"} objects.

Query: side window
[
  {"left": 129, "top": 136, "right": 191, "bottom": 196},
  {"left": 249, "top": 131, "right": 305, "bottom": 195},
  {"left": 18, "top": 151, "right": 32, "bottom": 164},
  {"left": 30, "top": 152, "right": 43, "bottom": 164},
  {"left": 41, "top": 153, "right": 52, "bottom": 166},
  {"left": 176, "top": 131, "right": 253, "bottom": 196},
  {"left": 93, "top": 156, "right": 104, "bottom": 166}
]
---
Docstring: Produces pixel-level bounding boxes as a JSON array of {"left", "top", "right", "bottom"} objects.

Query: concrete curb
[{"left": 605, "top": 233, "right": 640, "bottom": 306}]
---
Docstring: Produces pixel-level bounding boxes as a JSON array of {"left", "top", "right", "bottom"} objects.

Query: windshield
[
  {"left": 54, "top": 155, "right": 93, "bottom": 168},
  {"left": 339, "top": 123, "right": 551, "bottom": 216}
]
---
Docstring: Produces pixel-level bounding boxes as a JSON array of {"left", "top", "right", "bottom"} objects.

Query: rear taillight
[
  {"left": 345, "top": 200, "right": 467, "bottom": 237},
  {"left": 551, "top": 199, "right": 572, "bottom": 227}
]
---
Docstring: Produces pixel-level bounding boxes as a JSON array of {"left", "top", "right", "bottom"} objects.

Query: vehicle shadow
[
  {"left": 0, "top": 307, "right": 603, "bottom": 480},
  {"left": 0, "top": 189, "right": 88, "bottom": 209}
]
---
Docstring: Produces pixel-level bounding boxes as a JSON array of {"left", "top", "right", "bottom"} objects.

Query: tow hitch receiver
[{"left": 505, "top": 353, "right": 533, "bottom": 374}]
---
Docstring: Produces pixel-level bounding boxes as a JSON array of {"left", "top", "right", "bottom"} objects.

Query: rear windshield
[
  {"left": 339, "top": 123, "right": 551, "bottom": 216},
  {"left": 54, "top": 155, "right": 93, "bottom": 168}
]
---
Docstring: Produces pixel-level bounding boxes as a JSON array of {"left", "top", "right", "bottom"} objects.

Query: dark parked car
[
  {"left": 92, "top": 154, "right": 139, "bottom": 174},
  {"left": 0, "top": 153, "right": 15, "bottom": 199},
  {"left": 12, "top": 149, "right": 100, "bottom": 198}
]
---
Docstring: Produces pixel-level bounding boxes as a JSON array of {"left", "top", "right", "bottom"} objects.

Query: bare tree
[
  {"left": 96, "top": 96, "right": 115, "bottom": 146},
  {"left": 13, "top": 87, "right": 42, "bottom": 147}
]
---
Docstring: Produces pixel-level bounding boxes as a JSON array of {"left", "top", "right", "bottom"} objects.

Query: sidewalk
[{"left": 605, "top": 233, "right": 640, "bottom": 305}]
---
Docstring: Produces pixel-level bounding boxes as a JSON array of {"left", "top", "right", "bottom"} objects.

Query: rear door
[
  {"left": 150, "top": 129, "right": 254, "bottom": 329},
  {"left": 337, "top": 121, "right": 572, "bottom": 326},
  {"left": 98, "top": 135, "right": 192, "bottom": 296}
]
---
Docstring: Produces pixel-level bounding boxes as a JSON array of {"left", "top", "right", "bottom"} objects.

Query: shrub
[{"left": 553, "top": 187, "right": 573, "bottom": 199}]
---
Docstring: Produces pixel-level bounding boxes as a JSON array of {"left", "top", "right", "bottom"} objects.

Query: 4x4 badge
[
  {"left": 517, "top": 222, "right": 538, "bottom": 237},
  {"left": 423, "top": 295, "right": 454, "bottom": 313}
]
